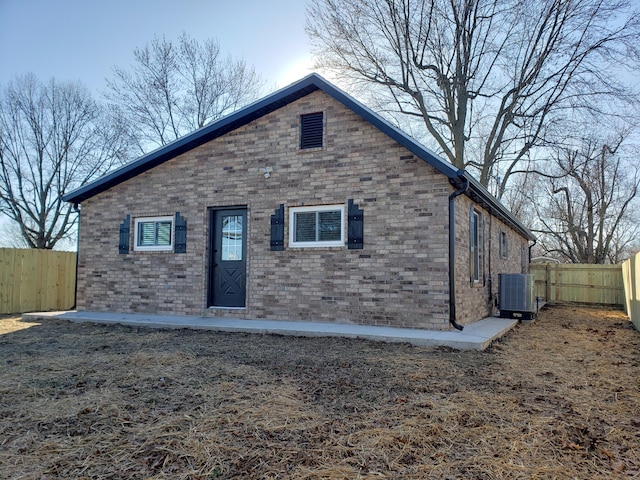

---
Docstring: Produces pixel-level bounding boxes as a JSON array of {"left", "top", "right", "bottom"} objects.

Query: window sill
[
  {"left": 289, "top": 243, "right": 345, "bottom": 249},
  {"left": 207, "top": 306, "right": 246, "bottom": 310},
  {"left": 297, "top": 146, "right": 325, "bottom": 154},
  {"left": 132, "top": 248, "right": 174, "bottom": 253}
]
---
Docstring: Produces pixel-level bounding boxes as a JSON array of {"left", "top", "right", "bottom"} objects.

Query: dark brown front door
[{"left": 208, "top": 208, "right": 247, "bottom": 307}]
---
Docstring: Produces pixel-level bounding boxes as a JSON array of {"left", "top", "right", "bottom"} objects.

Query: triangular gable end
[
  {"left": 63, "top": 74, "right": 457, "bottom": 204},
  {"left": 63, "top": 73, "right": 533, "bottom": 241}
]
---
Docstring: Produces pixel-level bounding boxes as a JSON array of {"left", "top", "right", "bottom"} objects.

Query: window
[
  {"left": 134, "top": 216, "right": 173, "bottom": 251},
  {"left": 289, "top": 204, "right": 344, "bottom": 247},
  {"left": 499, "top": 230, "right": 509, "bottom": 258},
  {"left": 300, "top": 112, "right": 323, "bottom": 149},
  {"left": 470, "top": 209, "right": 484, "bottom": 283},
  {"left": 221, "top": 215, "right": 243, "bottom": 260}
]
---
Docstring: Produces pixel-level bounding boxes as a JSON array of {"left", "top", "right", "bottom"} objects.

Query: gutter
[
  {"left": 459, "top": 171, "right": 535, "bottom": 242},
  {"left": 448, "top": 175, "right": 469, "bottom": 331}
]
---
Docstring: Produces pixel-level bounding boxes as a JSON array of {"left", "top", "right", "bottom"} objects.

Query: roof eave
[
  {"left": 451, "top": 172, "right": 535, "bottom": 241},
  {"left": 306, "top": 79, "right": 460, "bottom": 180},
  {"left": 63, "top": 77, "right": 322, "bottom": 203}
]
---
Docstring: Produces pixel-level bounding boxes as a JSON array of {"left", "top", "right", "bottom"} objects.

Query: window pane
[
  {"left": 472, "top": 213, "right": 479, "bottom": 280},
  {"left": 138, "top": 222, "right": 156, "bottom": 246},
  {"left": 500, "top": 232, "right": 507, "bottom": 257},
  {"left": 295, "top": 212, "right": 316, "bottom": 242},
  {"left": 318, "top": 210, "right": 341, "bottom": 241},
  {"left": 156, "top": 221, "right": 172, "bottom": 246},
  {"left": 135, "top": 218, "right": 173, "bottom": 250},
  {"left": 222, "top": 215, "right": 243, "bottom": 260}
]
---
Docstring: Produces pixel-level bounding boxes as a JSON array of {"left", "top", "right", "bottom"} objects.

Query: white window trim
[
  {"left": 134, "top": 216, "right": 174, "bottom": 252},
  {"left": 289, "top": 204, "right": 345, "bottom": 248}
]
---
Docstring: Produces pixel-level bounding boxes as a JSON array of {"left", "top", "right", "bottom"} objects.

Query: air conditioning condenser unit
[{"left": 499, "top": 273, "right": 535, "bottom": 320}]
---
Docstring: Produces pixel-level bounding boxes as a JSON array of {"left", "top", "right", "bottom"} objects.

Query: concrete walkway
[{"left": 22, "top": 311, "right": 519, "bottom": 351}]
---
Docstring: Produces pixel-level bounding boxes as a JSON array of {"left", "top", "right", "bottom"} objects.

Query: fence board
[
  {"left": 20, "top": 250, "right": 36, "bottom": 312},
  {"left": 530, "top": 263, "right": 624, "bottom": 307},
  {"left": 621, "top": 253, "right": 640, "bottom": 330},
  {"left": 0, "top": 248, "right": 76, "bottom": 314},
  {"left": 60, "top": 251, "right": 76, "bottom": 309},
  {"left": 0, "top": 249, "right": 18, "bottom": 312}
]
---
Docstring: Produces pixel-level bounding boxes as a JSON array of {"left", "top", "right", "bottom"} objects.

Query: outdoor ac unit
[{"left": 499, "top": 273, "right": 535, "bottom": 320}]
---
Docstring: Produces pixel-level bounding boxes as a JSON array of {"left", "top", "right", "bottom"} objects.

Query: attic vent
[{"left": 300, "top": 112, "right": 323, "bottom": 149}]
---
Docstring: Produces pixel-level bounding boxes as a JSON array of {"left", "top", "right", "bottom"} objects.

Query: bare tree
[
  {"left": 307, "top": 0, "right": 640, "bottom": 196},
  {"left": 0, "top": 217, "right": 28, "bottom": 248},
  {"left": 531, "top": 132, "right": 639, "bottom": 264},
  {"left": 0, "top": 74, "right": 129, "bottom": 249},
  {"left": 104, "top": 33, "right": 264, "bottom": 154}
]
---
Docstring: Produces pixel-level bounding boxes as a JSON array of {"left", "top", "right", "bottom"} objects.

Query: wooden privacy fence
[
  {"left": 530, "top": 263, "right": 625, "bottom": 307},
  {"left": 0, "top": 248, "right": 76, "bottom": 314},
  {"left": 621, "top": 252, "right": 640, "bottom": 330}
]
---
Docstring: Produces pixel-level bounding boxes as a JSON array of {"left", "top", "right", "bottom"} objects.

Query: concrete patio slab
[{"left": 22, "top": 311, "right": 519, "bottom": 351}]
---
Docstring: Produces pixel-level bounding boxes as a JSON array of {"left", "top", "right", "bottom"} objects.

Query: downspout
[
  {"left": 528, "top": 238, "right": 537, "bottom": 266},
  {"left": 449, "top": 176, "right": 469, "bottom": 331},
  {"left": 72, "top": 203, "right": 80, "bottom": 310},
  {"left": 487, "top": 207, "right": 493, "bottom": 306}
]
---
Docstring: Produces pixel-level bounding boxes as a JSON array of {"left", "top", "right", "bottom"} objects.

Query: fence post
[{"left": 545, "top": 264, "right": 551, "bottom": 303}]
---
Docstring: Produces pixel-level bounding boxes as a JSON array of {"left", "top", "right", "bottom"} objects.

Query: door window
[{"left": 221, "top": 215, "right": 243, "bottom": 261}]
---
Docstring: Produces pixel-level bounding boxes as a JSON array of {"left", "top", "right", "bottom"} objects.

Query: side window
[
  {"left": 470, "top": 208, "right": 484, "bottom": 283},
  {"left": 289, "top": 204, "right": 344, "bottom": 248},
  {"left": 500, "top": 230, "right": 509, "bottom": 258},
  {"left": 134, "top": 216, "right": 173, "bottom": 251},
  {"left": 300, "top": 112, "right": 323, "bottom": 149}
]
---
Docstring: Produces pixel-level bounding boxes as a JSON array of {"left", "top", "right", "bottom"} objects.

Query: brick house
[{"left": 63, "top": 74, "right": 535, "bottom": 331}]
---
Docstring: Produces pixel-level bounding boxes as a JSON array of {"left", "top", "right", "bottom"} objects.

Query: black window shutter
[
  {"left": 270, "top": 204, "right": 285, "bottom": 251},
  {"left": 119, "top": 214, "right": 130, "bottom": 254},
  {"left": 347, "top": 199, "right": 364, "bottom": 249},
  {"left": 300, "top": 112, "right": 323, "bottom": 149},
  {"left": 174, "top": 212, "right": 187, "bottom": 253}
]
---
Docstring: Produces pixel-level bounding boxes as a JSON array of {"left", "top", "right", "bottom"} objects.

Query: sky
[
  {"left": 0, "top": 0, "right": 316, "bottom": 94},
  {"left": 0, "top": 0, "right": 319, "bottom": 248}
]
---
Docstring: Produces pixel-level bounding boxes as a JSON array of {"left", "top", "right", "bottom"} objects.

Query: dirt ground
[{"left": 0, "top": 305, "right": 639, "bottom": 479}]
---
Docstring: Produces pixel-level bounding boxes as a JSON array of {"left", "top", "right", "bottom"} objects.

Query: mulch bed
[{"left": 0, "top": 305, "right": 639, "bottom": 479}]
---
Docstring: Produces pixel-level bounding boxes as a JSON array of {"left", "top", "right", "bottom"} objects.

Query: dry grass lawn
[{"left": 0, "top": 305, "right": 639, "bottom": 479}]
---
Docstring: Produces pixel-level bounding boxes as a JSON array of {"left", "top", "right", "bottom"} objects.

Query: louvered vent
[{"left": 300, "top": 112, "right": 323, "bottom": 149}]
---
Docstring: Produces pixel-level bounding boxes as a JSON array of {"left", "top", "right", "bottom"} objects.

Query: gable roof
[{"left": 63, "top": 73, "right": 534, "bottom": 240}]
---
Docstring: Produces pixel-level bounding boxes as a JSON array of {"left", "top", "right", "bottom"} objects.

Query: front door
[{"left": 208, "top": 208, "right": 247, "bottom": 307}]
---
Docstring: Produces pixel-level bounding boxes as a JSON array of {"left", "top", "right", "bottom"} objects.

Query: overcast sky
[{"left": 0, "top": 0, "right": 316, "bottom": 94}]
